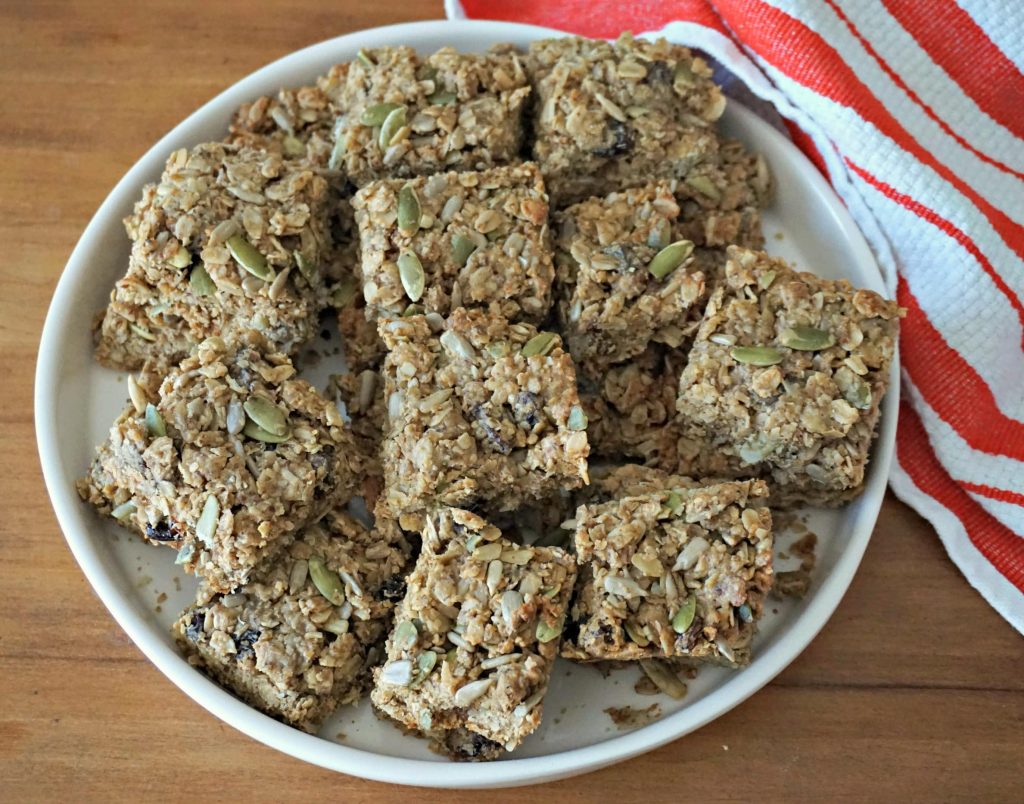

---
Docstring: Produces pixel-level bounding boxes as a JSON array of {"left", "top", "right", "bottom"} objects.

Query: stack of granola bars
[{"left": 78, "top": 33, "right": 901, "bottom": 760}]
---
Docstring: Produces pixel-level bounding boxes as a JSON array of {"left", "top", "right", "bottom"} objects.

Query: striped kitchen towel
[{"left": 447, "top": 0, "right": 1024, "bottom": 632}]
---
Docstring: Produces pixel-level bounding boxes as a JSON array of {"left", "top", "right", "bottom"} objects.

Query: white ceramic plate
[{"left": 35, "top": 19, "right": 897, "bottom": 789}]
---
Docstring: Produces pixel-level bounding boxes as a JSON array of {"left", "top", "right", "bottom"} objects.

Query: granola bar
[
  {"left": 376, "top": 309, "right": 590, "bottom": 526},
  {"left": 676, "top": 247, "right": 903, "bottom": 506},
  {"left": 553, "top": 183, "right": 705, "bottom": 374},
  {"left": 527, "top": 33, "right": 725, "bottom": 205},
  {"left": 562, "top": 480, "right": 773, "bottom": 667},
  {"left": 371, "top": 507, "right": 576, "bottom": 758},
  {"left": 353, "top": 163, "right": 554, "bottom": 322},
  {"left": 338, "top": 46, "right": 530, "bottom": 185},
  {"left": 78, "top": 332, "right": 364, "bottom": 591},
  {"left": 173, "top": 509, "right": 411, "bottom": 733},
  {"left": 95, "top": 143, "right": 332, "bottom": 370}
]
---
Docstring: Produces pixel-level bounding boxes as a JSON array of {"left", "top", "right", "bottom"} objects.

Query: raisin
[
  {"left": 644, "top": 60, "right": 673, "bottom": 84},
  {"left": 185, "top": 611, "right": 205, "bottom": 642},
  {"left": 233, "top": 628, "right": 261, "bottom": 661},
  {"left": 511, "top": 392, "right": 542, "bottom": 430},
  {"left": 592, "top": 119, "right": 635, "bottom": 157},
  {"left": 145, "top": 520, "right": 180, "bottom": 543},
  {"left": 471, "top": 405, "right": 511, "bottom": 455},
  {"left": 374, "top": 575, "right": 407, "bottom": 602},
  {"left": 597, "top": 623, "right": 615, "bottom": 644},
  {"left": 563, "top": 617, "right": 581, "bottom": 644}
]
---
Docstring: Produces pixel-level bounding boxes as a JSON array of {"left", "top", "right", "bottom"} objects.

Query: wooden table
[{"left": 2, "top": 2, "right": 1021, "bottom": 800}]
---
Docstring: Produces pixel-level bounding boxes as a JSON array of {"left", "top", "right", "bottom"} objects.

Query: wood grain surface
[{"left": 1, "top": 2, "right": 1021, "bottom": 800}]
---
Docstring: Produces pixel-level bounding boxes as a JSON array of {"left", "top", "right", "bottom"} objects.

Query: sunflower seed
[
  {"left": 730, "top": 345, "right": 783, "bottom": 366},
  {"left": 144, "top": 404, "right": 166, "bottom": 437},
  {"left": 472, "top": 542, "right": 502, "bottom": 561},
  {"left": 322, "top": 616, "right": 350, "bottom": 636},
  {"left": 604, "top": 574, "right": 647, "bottom": 598},
  {"left": 220, "top": 593, "right": 246, "bottom": 608},
  {"left": 451, "top": 234, "right": 478, "bottom": 267},
  {"left": 447, "top": 630, "right": 472, "bottom": 651},
  {"left": 393, "top": 620, "right": 419, "bottom": 651},
  {"left": 486, "top": 559, "right": 503, "bottom": 593},
  {"left": 227, "top": 235, "right": 274, "bottom": 281},
  {"left": 780, "top": 325, "right": 835, "bottom": 351},
  {"left": 189, "top": 264, "right": 216, "bottom": 296},
  {"left": 308, "top": 556, "right": 346, "bottom": 605},
  {"left": 361, "top": 102, "right": 403, "bottom": 126},
  {"left": 380, "top": 659, "right": 412, "bottom": 686},
  {"left": 673, "top": 536, "right": 709, "bottom": 571},
  {"left": 397, "top": 184, "right": 421, "bottom": 235},
  {"left": 841, "top": 373, "right": 873, "bottom": 409},
  {"left": 521, "top": 331, "right": 557, "bottom": 357},
  {"left": 169, "top": 246, "right": 192, "bottom": 268},
  {"left": 127, "top": 374, "right": 148, "bottom": 414},
  {"left": 737, "top": 603, "right": 754, "bottom": 623},
  {"left": 639, "top": 659, "right": 688, "bottom": 699},
  {"left": 282, "top": 135, "right": 304, "bottom": 158},
  {"left": 417, "top": 710, "right": 432, "bottom": 731},
  {"left": 428, "top": 89, "right": 457, "bottom": 105},
  {"left": 440, "top": 330, "right": 475, "bottom": 359},
  {"left": 453, "top": 678, "right": 492, "bottom": 707},
  {"left": 648, "top": 240, "right": 694, "bottom": 279},
  {"left": 500, "top": 548, "right": 533, "bottom": 566},
  {"left": 417, "top": 650, "right": 438, "bottom": 677},
  {"left": 129, "top": 323, "right": 157, "bottom": 342},
  {"left": 243, "top": 395, "right": 288, "bottom": 436},
  {"left": 685, "top": 174, "right": 722, "bottom": 202},
  {"left": 710, "top": 333, "right": 736, "bottom": 346},
  {"left": 631, "top": 554, "right": 664, "bottom": 577},
  {"left": 673, "top": 62, "right": 695, "bottom": 91},
  {"left": 480, "top": 653, "right": 521, "bottom": 670},
  {"left": 513, "top": 689, "right": 545, "bottom": 719},
  {"left": 356, "top": 48, "right": 375, "bottom": 67},
  {"left": 196, "top": 495, "right": 219, "bottom": 545},
  {"left": 594, "top": 91, "right": 627, "bottom": 122},
  {"left": 288, "top": 559, "right": 308, "bottom": 594},
  {"left": 268, "top": 267, "right": 290, "bottom": 301},
  {"left": 671, "top": 595, "right": 697, "bottom": 633},
  {"left": 397, "top": 251, "right": 425, "bottom": 302},
  {"left": 294, "top": 251, "right": 317, "bottom": 282},
  {"left": 501, "top": 590, "right": 523, "bottom": 626},
  {"left": 567, "top": 405, "right": 588, "bottom": 431},
  {"left": 328, "top": 136, "right": 346, "bottom": 171},
  {"left": 616, "top": 60, "right": 647, "bottom": 79},
  {"left": 378, "top": 105, "right": 407, "bottom": 150},
  {"left": 175, "top": 543, "right": 194, "bottom": 565},
  {"left": 111, "top": 501, "right": 137, "bottom": 521},
  {"left": 209, "top": 219, "right": 240, "bottom": 246},
  {"left": 758, "top": 269, "right": 777, "bottom": 290}
]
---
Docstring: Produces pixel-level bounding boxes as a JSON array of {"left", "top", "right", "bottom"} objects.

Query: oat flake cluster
[{"left": 78, "top": 32, "right": 901, "bottom": 757}]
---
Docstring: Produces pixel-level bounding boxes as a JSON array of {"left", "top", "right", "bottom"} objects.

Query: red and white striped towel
[{"left": 447, "top": 0, "right": 1024, "bottom": 632}]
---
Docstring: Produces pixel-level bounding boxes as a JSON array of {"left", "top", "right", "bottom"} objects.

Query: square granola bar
[
  {"left": 377, "top": 308, "right": 590, "bottom": 526},
  {"left": 78, "top": 332, "right": 365, "bottom": 592},
  {"left": 371, "top": 507, "right": 576, "bottom": 758},
  {"left": 527, "top": 33, "right": 725, "bottom": 205},
  {"left": 353, "top": 163, "right": 554, "bottom": 322},
  {"left": 95, "top": 142, "right": 332, "bottom": 370},
  {"left": 174, "top": 509, "right": 411, "bottom": 733},
  {"left": 553, "top": 183, "right": 706, "bottom": 374},
  {"left": 338, "top": 45, "right": 529, "bottom": 185},
  {"left": 676, "top": 247, "right": 903, "bottom": 506},
  {"left": 562, "top": 480, "right": 773, "bottom": 667}
]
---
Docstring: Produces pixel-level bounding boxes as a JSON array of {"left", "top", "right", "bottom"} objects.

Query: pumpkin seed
[
  {"left": 844, "top": 375, "right": 872, "bottom": 409},
  {"left": 308, "top": 556, "right": 346, "bottom": 605},
  {"left": 567, "top": 405, "right": 588, "bottom": 431},
  {"left": 189, "top": 264, "right": 216, "bottom": 296},
  {"left": 356, "top": 48, "right": 375, "bottom": 67},
  {"left": 625, "top": 621, "right": 650, "bottom": 647},
  {"left": 169, "top": 246, "right": 192, "bottom": 268},
  {"left": 428, "top": 89, "right": 457, "bottom": 105},
  {"left": 647, "top": 218, "right": 672, "bottom": 249},
  {"left": 648, "top": 240, "right": 694, "bottom": 279},
  {"left": 144, "top": 404, "right": 166, "bottom": 437},
  {"left": 780, "top": 325, "right": 835, "bottom": 351},
  {"left": 331, "top": 276, "right": 360, "bottom": 309},
  {"left": 737, "top": 603, "right": 754, "bottom": 623},
  {"left": 685, "top": 174, "right": 722, "bottom": 202},
  {"left": 397, "top": 184, "right": 421, "bottom": 235},
  {"left": 242, "top": 419, "right": 290, "bottom": 443},
  {"left": 402, "top": 303, "right": 423, "bottom": 317},
  {"left": 417, "top": 649, "right": 438, "bottom": 677},
  {"left": 227, "top": 235, "right": 274, "bottom": 281},
  {"left": 665, "top": 490, "right": 683, "bottom": 514},
  {"left": 521, "top": 331, "right": 557, "bottom": 357},
  {"left": 175, "top": 543, "right": 194, "bottom": 565},
  {"left": 282, "top": 135, "right": 305, "bottom": 158},
  {"left": 196, "top": 495, "right": 219, "bottom": 545},
  {"left": 639, "top": 659, "right": 688, "bottom": 699},
  {"left": 536, "top": 618, "right": 563, "bottom": 643},
  {"left": 111, "top": 501, "right": 137, "bottom": 522},
  {"left": 730, "top": 345, "right": 784, "bottom": 366},
  {"left": 129, "top": 323, "right": 156, "bottom": 342},
  {"left": 294, "top": 251, "right": 317, "bottom": 282},
  {"left": 243, "top": 395, "right": 288, "bottom": 436},
  {"left": 417, "top": 709, "right": 433, "bottom": 731},
  {"left": 397, "top": 251, "right": 425, "bottom": 302},
  {"left": 671, "top": 595, "right": 697, "bottom": 633},
  {"left": 328, "top": 136, "right": 346, "bottom": 171},
  {"left": 393, "top": 620, "right": 419, "bottom": 651},
  {"left": 322, "top": 616, "right": 350, "bottom": 636},
  {"left": 758, "top": 269, "right": 777, "bottom": 290},
  {"left": 361, "top": 102, "right": 403, "bottom": 126},
  {"left": 378, "top": 105, "right": 407, "bottom": 150},
  {"left": 451, "top": 234, "right": 478, "bottom": 266}
]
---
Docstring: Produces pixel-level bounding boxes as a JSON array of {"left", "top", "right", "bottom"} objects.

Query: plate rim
[{"left": 34, "top": 18, "right": 898, "bottom": 789}]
